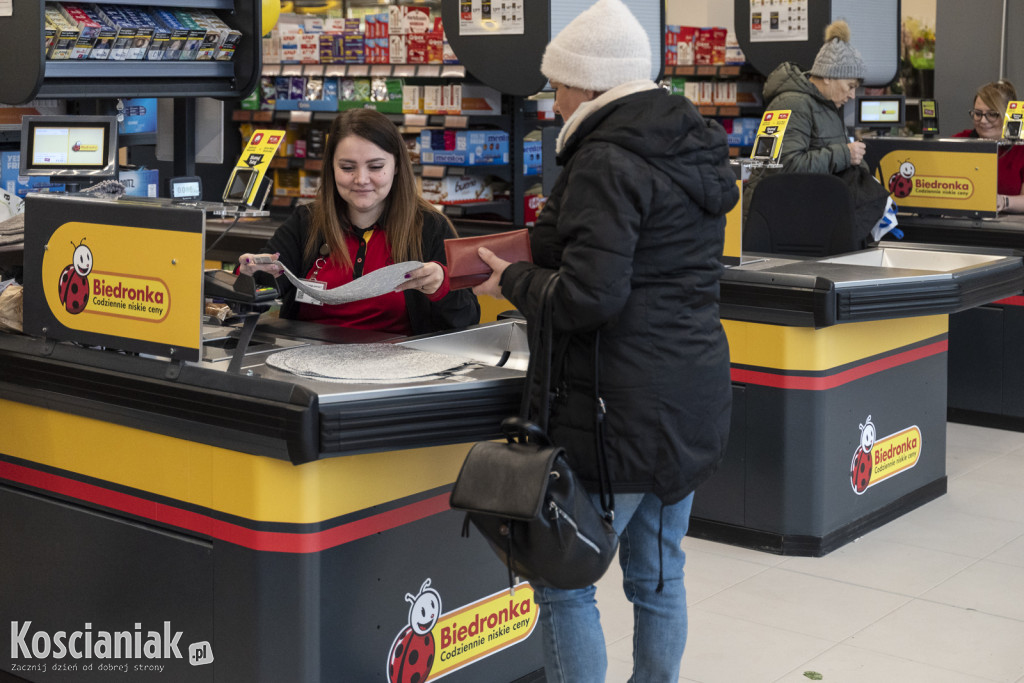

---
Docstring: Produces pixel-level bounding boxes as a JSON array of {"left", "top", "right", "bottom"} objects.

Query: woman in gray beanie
[
  {"left": 472, "top": 0, "right": 738, "bottom": 680},
  {"left": 744, "top": 20, "right": 889, "bottom": 246}
]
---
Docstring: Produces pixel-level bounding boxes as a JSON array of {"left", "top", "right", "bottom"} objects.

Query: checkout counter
[
  {"left": 0, "top": 195, "right": 543, "bottom": 683},
  {"left": 2, "top": 194, "right": 1023, "bottom": 681},
  {"left": 864, "top": 136, "right": 1024, "bottom": 429}
]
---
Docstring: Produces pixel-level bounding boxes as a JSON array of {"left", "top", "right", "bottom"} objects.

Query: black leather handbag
[{"left": 450, "top": 273, "right": 618, "bottom": 590}]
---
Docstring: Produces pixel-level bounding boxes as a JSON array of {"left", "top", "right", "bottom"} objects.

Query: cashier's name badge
[{"left": 295, "top": 279, "right": 326, "bottom": 305}]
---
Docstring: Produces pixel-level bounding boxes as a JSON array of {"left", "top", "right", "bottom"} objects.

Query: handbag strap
[{"left": 519, "top": 271, "right": 614, "bottom": 519}]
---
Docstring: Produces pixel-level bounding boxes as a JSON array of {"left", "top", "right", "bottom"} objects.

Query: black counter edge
[{"left": 0, "top": 338, "right": 321, "bottom": 465}]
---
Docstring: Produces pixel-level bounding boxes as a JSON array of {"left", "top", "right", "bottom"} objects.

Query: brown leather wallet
[{"left": 444, "top": 228, "right": 533, "bottom": 290}]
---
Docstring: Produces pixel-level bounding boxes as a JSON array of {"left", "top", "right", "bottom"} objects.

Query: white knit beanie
[{"left": 540, "top": 0, "right": 652, "bottom": 92}]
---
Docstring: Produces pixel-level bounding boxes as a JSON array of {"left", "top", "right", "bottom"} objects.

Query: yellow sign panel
[
  {"left": 750, "top": 109, "right": 791, "bottom": 164},
  {"left": 42, "top": 220, "right": 202, "bottom": 350},
  {"left": 1003, "top": 100, "right": 1024, "bottom": 140},
  {"left": 428, "top": 584, "right": 537, "bottom": 679},
  {"left": 235, "top": 129, "right": 286, "bottom": 205},
  {"left": 870, "top": 146, "right": 997, "bottom": 215}
]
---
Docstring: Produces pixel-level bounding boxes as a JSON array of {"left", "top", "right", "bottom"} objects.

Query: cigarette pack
[
  {"left": 123, "top": 7, "right": 170, "bottom": 61},
  {"left": 94, "top": 5, "right": 136, "bottom": 60},
  {"left": 194, "top": 10, "right": 241, "bottom": 61},
  {"left": 44, "top": 7, "right": 80, "bottom": 60},
  {"left": 114, "top": 6, "right": 155, "bottom": 60},
  {"left": 173, "top": 9, "right": 219, "bottom": 60},
  {"left": 151, "top": 8, "right": 201, "bottom": 60},
  {"left": 58, "top": 3, "right": 102, "bottom": 59},
  {"left": 77, "top": 4, "right": 121, "bottom": 60}
]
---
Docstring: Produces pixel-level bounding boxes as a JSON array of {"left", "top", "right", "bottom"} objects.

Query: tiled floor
[{"left": 595, "top": 422, "right": 1024, "bottom": 683}]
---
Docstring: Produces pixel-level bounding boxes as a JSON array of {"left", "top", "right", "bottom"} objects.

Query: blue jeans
[{"left": 532, "top": 492, "right": 694, "bottom": 683}]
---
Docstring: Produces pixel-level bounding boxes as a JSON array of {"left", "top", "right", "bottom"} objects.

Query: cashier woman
[
  {"left": 953, "top": 80, "right": 1024, "bottom": 214},
  {"left": 238, "top": 108, "right": 480, "bottom": 334}
]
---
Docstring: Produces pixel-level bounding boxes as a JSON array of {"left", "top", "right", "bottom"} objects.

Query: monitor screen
[
  {"left": 223, "top": 167, "right": 257, "bottom": 203},
  {"left": 19, "top": 115, "right": 119, "bottom": 180},
  {"left": 855, "top": 96, "right": 906, "bottom": 128}
]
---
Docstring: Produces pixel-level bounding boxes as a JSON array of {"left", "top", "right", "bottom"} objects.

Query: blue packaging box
[
  {"left": 0, "top": 151, "right": 65, "bottom": 197},
  {"left": 118, "top": 168, "right": 160, "bottom": 197},
  {"left": 118, "top": 98, "right": 158, "bottom": 134}
]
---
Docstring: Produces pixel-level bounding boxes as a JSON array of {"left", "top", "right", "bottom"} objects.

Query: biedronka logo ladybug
[
  {"left": 58, "top": 239, "right": 93, "bottom": 315},
  {"left": 387, "top": 579, "right": 441, "bottom": 683},
  {"left": 850, "top": 415, "right": 876, "bottom": 494}
]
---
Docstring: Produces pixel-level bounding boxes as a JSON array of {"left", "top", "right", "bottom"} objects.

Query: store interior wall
[{"left": 935, "top": 0, "right": 1020, "bottom": 137}]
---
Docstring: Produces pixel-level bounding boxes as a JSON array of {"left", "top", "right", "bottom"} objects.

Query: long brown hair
[{"left": 307, "top": 108, "right": 453, "bottom": 268}]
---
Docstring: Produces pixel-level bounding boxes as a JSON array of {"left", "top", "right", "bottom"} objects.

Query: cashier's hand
[
  {"left": 848, "top": 141, "right": 866, "bottom": 166},
  {"left": 471, "top": 247, "right": 510, "bottom": 300},
  {"left": 239, "top": 253, "right": 283, "bottom": 276},
  {"left": 394, "top": 262, "right": 444, "bottom": 295}
]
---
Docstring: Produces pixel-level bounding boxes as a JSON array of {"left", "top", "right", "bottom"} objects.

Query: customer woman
[
  {"left": 473, "top": 0, "right": 737, "bottom": 680},
  {"left": 953, "top": 80, "right": 1024, "bottom": 213},
  {"left": 239, "top": 108, "right": 479, "bottom": 334},
  {"left": 743, "top": 20, "right": 889, "bottom": 246}
]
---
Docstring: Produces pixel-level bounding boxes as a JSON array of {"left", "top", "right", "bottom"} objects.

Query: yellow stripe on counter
[
  {"left": 722, "top": 315, "right": 949, "bottom": 371},
  {"left": 0, "top": 399, "right": 468, "bottom": 525}
]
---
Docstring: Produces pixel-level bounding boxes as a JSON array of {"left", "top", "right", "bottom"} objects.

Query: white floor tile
[
  {"left": 946, "top": 423, "right": 1024, "bottom": 456},
  {"left": 679, "top": 608, "right": 832, "bottom": 683},
  {"left": 921, "top": 559, "right": 1024, "bottom": 621},
  {"left": 777, "top": 535, "right": 976, "bottom": 597},
  {"left": 847, "top": 599, "right": 1024, "bottom": 682},
  {"left": 988, "top": 530, "right": 1024, "bottom": 568},
  {"left": 774, "top": 644, "right": 999, "bottom": 683},
  {"left": 865, "top": 495, "right": 1024, "bottom": 559},
  {"left": 682, "top": 545, "right": 773, "bottom": 605},
  {"left": 943, "top": 474, "right": 1024, "bottom": 524},
  {"left": 693, "top": 567, "right": 909, "bottom": 642}
]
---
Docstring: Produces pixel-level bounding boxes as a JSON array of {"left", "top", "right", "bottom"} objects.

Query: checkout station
[{"left": 3, "top": 101, "right": 1024, "bottom": 683}]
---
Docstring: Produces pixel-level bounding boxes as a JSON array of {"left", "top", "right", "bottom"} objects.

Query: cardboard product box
[
  {"left": 699, "top": 81, "right": 715, "bottom": 106},
  {"left": 278, "top": 28, "right": 302, "bottom": 63},
  {"left": 460, "top": 84, "right": 502, "bottom": 116},
  {"left": 274, "top": 168, "right": 301, "bottom": 197},
  {"left": 523, "top": 187, "right": 548, "bottom": 226},
  {"left": 389, "top": 33, "right": 407, "bottom": 64},
  {"left": 387, "top": 5, "right": 405, "bottom": 35},
  {"left": 0, "top": 152, "right": 60, "bottom": 199},
  {"left": 403, "top": 5, "right": 432, "bottom": 33},
  {"left": 523, "top": 139, "right": 542, "bottom": 175},
  {"left": 319, "top": 34, "right": 336, "bottom": 64},
  {"left": 195, "top": 9, "right": 241, "bottom": 60},
  {"left": 683, "top": 81, "right": 701, "bottom": 104},
  {"left": 262, "top": 30, "right": 282, "bottom": 66},
  {"left": 365, "top": 14, "right": 379, "bottom": 39},
  {"left": 426, "top": 30, "right": 443, "bottom": 63},
  {"left": 665, "top": 43, "right": 677, "bottom": 66},
  {"left": 677, "top": 27, "right": 697, "bottom": 66},
  {"left": 695, "top": 27, "right": 726, "bottom": 65},
  {"left": 59, "top": 3, "right": 101, "bottom": 59},
  {"left": 421, "top": 175, "right": 493, "bottom": 204},
  {"left": 455, "top": 130, "right": 509, "bottom": 160},
  {"left": 299, "top": 169, "right": 319, "bottom": 198},
  {"left": 403, "top": 84, "right": 422, "bottom": 114},
  {"left": 722, "top": 117, "right": 760, "bottom": 147},
  {"left": 423, "top": 84, "right": 444, "bottom": 115},
  {"left": 114, "top": 7, "right": 155, "bottom": 60},
  {"left": 81, "top": 6, "right": 125, "bottom": 61},
  {"left": 447, "top": 84, "right": 462, "bottom": 116},
  {"left": 343, "top": 33, "right": 365, "bottom": 64},
  {"left": 44, "top": 7, "right": 80, "bottom": 60},
  {"left": 118, "top": 168, "right": 160, "bottom": 197},
  {"left": 714, "top": 81, "right": 737, "bottom": 105},
  {"left": 406, "top": 33, "right": 428, "bottom": 64},
  {"left": 172, "top": 9, "right": 217, "bottom": 60},
  {"left": 420, "top": 129, "right": 447, "bottom": 151},
  {"left": 152, "top": 8, "right": 196, "bottom": 60},
  {"left": 118, "top": 98, "right": 157, "bottom": 134},
  {"left": 147, "top": 7, "right": 190, "bottom": 60}
]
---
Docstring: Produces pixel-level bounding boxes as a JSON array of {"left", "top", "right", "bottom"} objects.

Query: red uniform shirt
[{"left": 296, "top": 227, "right": 450, "bottom": 335}]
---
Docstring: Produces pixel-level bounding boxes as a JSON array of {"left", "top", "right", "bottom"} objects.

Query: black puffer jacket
[
  {"left": 261, "top": 205, "right": 480, "bottom": 334},
  {"left": 500, "top": 83, "right": 738, "bottom": 504}
]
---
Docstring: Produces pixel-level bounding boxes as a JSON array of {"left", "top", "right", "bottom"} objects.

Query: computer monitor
[
  {"left": 855, "top": 95, "right": 906, "bottom": 132},
  {"left": 19, "top": 115, "right": 119, "bottom": 185}
]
